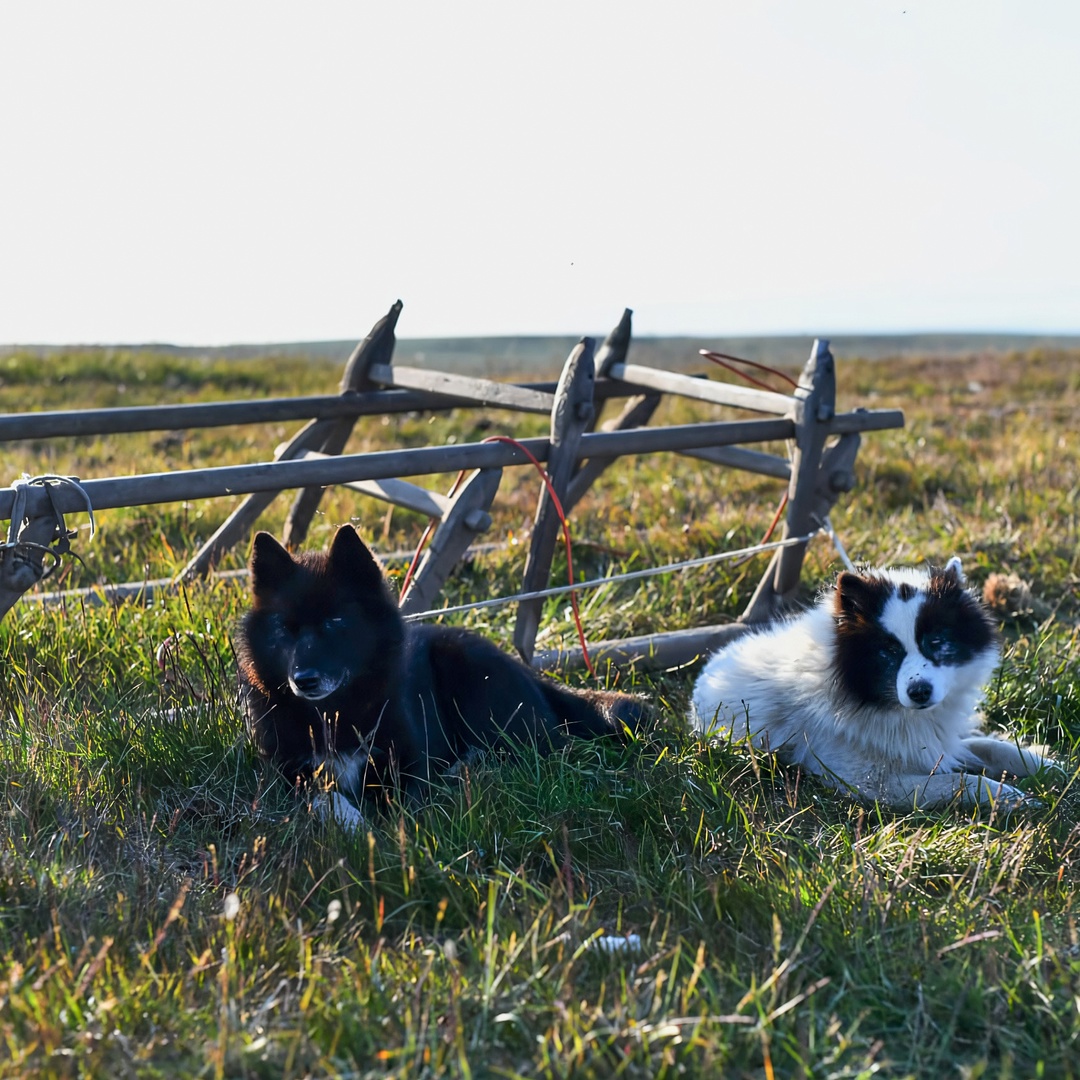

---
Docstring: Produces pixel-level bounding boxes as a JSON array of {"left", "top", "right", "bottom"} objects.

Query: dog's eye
[
  {"left": 878, "top": 638, "right": 905, "bottom": 663},
  {"left": 920, "top": 633, "right": 954, "bottom": 661}
]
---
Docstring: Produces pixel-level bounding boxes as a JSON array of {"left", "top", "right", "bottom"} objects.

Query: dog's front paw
[
  {"left": 984, "top": 779, "right": 1043, "bottom": 812},
  {"left": 1030, "top": 752, "right": 1068, "bottom": 777},
  {"left": 314, "top": 792, "right": 366, "bottom": 833}
]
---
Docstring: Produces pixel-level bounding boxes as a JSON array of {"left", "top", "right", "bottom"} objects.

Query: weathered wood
[
  {"left": 287, "top": 452, "right": 451, "bottom": 517},
  {"left": 681, "top": 444, "right": 791, "bottom": 481},
  {"left": 739, "top": 341, "right": 851, "bottom": 623},
  {"left": 180, "top": 417, "right": 339, "bottom": 579},
  {"left": 608, "top": 362, "right": 795, "bottom": 415},
  {"left": 830, "top": 408, "right": 905, "bottom": 434},
  {"left": 0, "top": 395, "right": 395, "bottom": 440},
  {"left": 0, "top": 305, "right": 907, "bottom": 640},
  {"left": 0, "top": 392, "right": 899, "bottom": 446},
  {"left": 398, "top": 468, "right": 503, "bottom": 616},
  {"left": 739, "top": 548, "right": 784, "bottom": 625},
  {"left": 772, "top": 339, "right": 836, "bottom": 597},
  {"left": 564, "top": 394, "right": 662, "bottom": 512},
  {"left": 339, "top": 300, "right": 403, "bottom": 392},
  {"left": 283, "top": 301, "right": 404, "bottom": 548},
  {"left": 514, "top": 339, "right": 596, "bottom": 663},
  {"left": 367, "top": 363, "right": 556, "bottom": 414},
  {"left": 594, "top": 308, "right": 634, "bottom": 380},
  {"left": 281, "top": 420, "right": 355, "bottom": 549},
  {"left": 0, "top": 417, "right": 808, "bottom": 522},
  {"left": 738, "top": 433, "right": 861, "bottom": 622},
  {"left": 0, "top": 514, "right": 62, "bottom": 621},
  {"left": 532, "top": 622, "right": 752, "bottom": 673},
  {"left": 562, "top": 308, "right": 663, "bottom": 513}
]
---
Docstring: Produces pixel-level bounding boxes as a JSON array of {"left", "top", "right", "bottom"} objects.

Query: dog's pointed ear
[
  {"left": 328, "top": 524, "right": 385, "bottom": 592},
  {"left": 834, "top": 571, "right": 875, "bottom": 619},
  {"left": 942, "top": 556, "right": 965, "bottom": 584},
  {"left": 250, "top": 531, "right": 296, "bottom": 599}
]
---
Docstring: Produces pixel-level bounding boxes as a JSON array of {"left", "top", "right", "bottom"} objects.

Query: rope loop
[{"left": 1, "top": 474, "right": 96, "bottom": 579}]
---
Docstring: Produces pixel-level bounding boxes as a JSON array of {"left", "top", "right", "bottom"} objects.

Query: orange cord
[
  {"left": 398, "top": 435, "right": 595, "bottom": 676},
  {"left": 760, "top": 489, "right": 790, "bottom": 545},
  {"left": 699, "top": 349, "right": 799, "bottom": 391},
  {"left": 699, "top": 348, "right": 795, "bottom": 546},
  {"left": 399, "top": 469, "right": 468, "bottom": 598},
  {"left": 483, "top": 435, "right": 595, "bottom": 675}
]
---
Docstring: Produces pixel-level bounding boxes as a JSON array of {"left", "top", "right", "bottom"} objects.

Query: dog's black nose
[
  {"left": 290, "top": 670, "right": 324, "bottom": 698},
  {"left": 907, "top": 678, "right": 933, "bottom": 706}
]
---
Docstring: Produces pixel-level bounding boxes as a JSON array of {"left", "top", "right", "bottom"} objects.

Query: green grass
[{"left": 0, "top": 346, "right": 1078, "bottom": 1077}]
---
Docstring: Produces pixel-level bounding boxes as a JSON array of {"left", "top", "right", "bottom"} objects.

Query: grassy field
[{"left": 0, "top": 343, "right": 1077, "bottom": 1078}]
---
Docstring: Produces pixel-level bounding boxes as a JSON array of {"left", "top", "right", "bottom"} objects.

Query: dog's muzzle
[
  {"left": 905, "top": 677, "right": 934, "bottom": 708},
  {"left": 289, "top": 668, "right": 347, "bottom": 700}
]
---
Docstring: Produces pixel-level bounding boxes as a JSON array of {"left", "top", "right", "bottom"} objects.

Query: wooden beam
[
  {"left": 0, "top": 417, "right": 803, "bottom": 521},
  {"left": 514, "top": 339, "right": 596, "bottom": 663},
  {"left": 564, "top": 393, "right": 662, "bottom": 511},
  {"left": 608, "top": 362, "right": 795, "bottom": 415},
  {"left": 0, "top": 513, "right": 62, "bottom": 621},
  {"left": 368, "top": 363, "right": 556, "bottom": 413},
  {"left": 398, "top": 468, "right": 503, "bottom": 616},
  {"left": 830, "top": 408, "right": 905, "bottom": 434},
  {"left": 532, "top": 622, "right": 752, "bottom": 673},
  {"left": 288, "top": 452, "right": 451, "bottom": 517},
  {"left": 0, "top": 375, "right": 888, "bottom": 445},
  {"left": 594, "top": 308, "right": 633, "bottom": 379},
  {"left": 772, "top": 339, "right": 836, "bottom": 597},
  {"left": 680, "top": 444, "right": 791, "bottom": 480},
  {"left": 284, "top": 300, "right": 404, "bottom": 549},
  {"left": 180, "top": 416, "right": 340, "bottom": 578}
]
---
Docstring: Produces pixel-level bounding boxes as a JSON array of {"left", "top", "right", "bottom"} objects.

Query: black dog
[{"left": 238, "top": 525, "right": 643, "bottom": 816}]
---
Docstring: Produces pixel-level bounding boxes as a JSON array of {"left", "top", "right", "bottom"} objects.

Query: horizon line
[{"left": 4, "top": 328, "right": 1080, "bottom": 352}]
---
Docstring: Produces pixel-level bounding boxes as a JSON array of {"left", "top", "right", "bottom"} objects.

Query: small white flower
[
  {"left": 223, "top": 892, "right": 240, "bottom": 921},
  {"left": 327, "top": 899, "right": 342, "bottom": 924}
]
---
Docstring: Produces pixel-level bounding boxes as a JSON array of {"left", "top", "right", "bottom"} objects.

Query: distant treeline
[{"left": 5, "top": 332, "right": 1079, "bottom": 378}]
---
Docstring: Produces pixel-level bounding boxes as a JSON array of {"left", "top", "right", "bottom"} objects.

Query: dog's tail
[{"left": 538, "top": 679, "right": 649, "bottom": 740}]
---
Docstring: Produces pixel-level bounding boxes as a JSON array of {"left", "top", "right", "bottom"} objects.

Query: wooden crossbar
[
  {"left": 0, "top": 418, "right": 801, "bottom": 520},
  {"left": 607, "top": 361, "right": 796, "bottom": 414},
  {"left": 367, "top": 363, "right": 556, "bottom": 413}
]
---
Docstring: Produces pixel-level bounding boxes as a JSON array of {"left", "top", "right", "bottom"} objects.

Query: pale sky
[{"left": 1, "top": 1, "right": 1077, "bottom": 345}]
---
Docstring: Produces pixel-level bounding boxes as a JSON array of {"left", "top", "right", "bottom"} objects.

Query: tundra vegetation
[{"left": 0, "top": 344, "right": 1077, "bottom": 1078}]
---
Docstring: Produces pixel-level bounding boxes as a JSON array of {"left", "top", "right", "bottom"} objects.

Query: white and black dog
[{"left": 690, "top": 558, "right": 1055, "bottom": 810}]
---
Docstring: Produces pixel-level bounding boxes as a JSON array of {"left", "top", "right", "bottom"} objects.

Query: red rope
[
  {"left": 699, "top": 349, "right": 799, "bottom": 391},
  {"left": 399, "top": 470, "right": 468, "bottom": 599},
  {"left": 483, "top": 435, "right": 594, "bottom": 675},
  {"left": 761, "top": 489, "right": 790, "bottom": 545},
  {"left": 398, "top": 435, "right": 595, "bottom": 676},
  {"left": 699, "top": 348, "right": 795, "bottom": 548}
]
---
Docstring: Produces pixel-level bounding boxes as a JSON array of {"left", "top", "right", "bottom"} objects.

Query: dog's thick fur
[
  {"left": 237, "top": 525, "right": 643, "bottom": 815},
  {"left": 689, "top": 558, "right": 1055, "bottom": 810}
]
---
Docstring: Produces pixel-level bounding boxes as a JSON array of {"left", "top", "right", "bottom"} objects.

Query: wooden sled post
[
  {"left": 179, "top": 417, "right": 340, "bottom": 580},
  {"left": 180, "top": 301, "right": 402, "bottom": 579},
  {"left": 397, "top": 467, "right": 503, "bottom": 616},
  {"left": 564, "top": 308, "right": 663, "bottom": 513},
  {"left": 513, "top": 338, "right": 596, "bottom": 664},
  {"left": 0, "top": 512, "right": 63, "bottom": 621},
  {"left": 282, "top": 299, "right": 403, "bottom": 549},
  {"left": 741, "top": 338, "right": 843, "bottom": 623}
]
